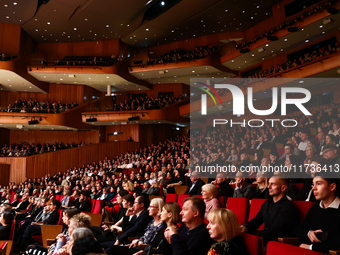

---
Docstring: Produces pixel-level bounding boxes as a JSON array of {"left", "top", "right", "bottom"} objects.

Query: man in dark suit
[
  {"left": 18, "top": 199, "right": 61, "bottom": 249},
  {"left": 211, "top": 173, "right": 234, "bottom": 199},
  {"left": 75, "top": 190, "right": 92, "bottom": 212},
  {"left": 13, "top": 193, "right": 30, "bottom": 212},
  {"left": 232, "top": 171, "right": 254, "bottom": 199},
  {"left": 103, "top": 195, "right": 153, "bottom": 253},
  {"left": 184, "top": 171, "right": 206, "bottom": 195}
]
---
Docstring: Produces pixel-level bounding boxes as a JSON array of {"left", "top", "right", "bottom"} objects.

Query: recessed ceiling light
[
  {"left": 192, "top": 70, "right": 195, "bottom": 73},
  {"left": 231, "top": 60, "right": 234, "bottom": 62},
  {"left": 85, "top": 18, "right": 88, "bottom": 21},
  {"left": 6, "top": 16, "right": 9, "bottom": 19},
  {"left": 9, "top": 85, "right": 11, "bottom": 87},
  {"left": 266, "top": 44, "right": 269, "bottom": 46},
  {"left": 106, "top": 76, "right": 109, "bottom": 78},
  {"left": 322, "top": 31, "right": 325, "bottom": 34},
  {"left": 29, "top": 86, "right": 32, "bottom": 88},
  {"left": 106, "top": 24, "right": 109, "bottom": 27},
  {"left": 284, "top": 38, "right": 287, "bottom": 41},
  {"left": 161, "top": 1, "right": 165, "bottom": 5},
  {"left": 13, "top": 2, "right": 17, "bottom": 5},
  {"left": 299, "top": 81, "right": 304, "bottom": 83},
  {"left": 35, "top": 29, "right": 38, "bottom": 31},
  {"left": 305, "top": 40, "right": 309, "bottom": 43},
  {"left": 74, "top": 28, "right": 77, "bottom": 30},
  {"left": 225, "top": 9, "right": 228, "bottom": 12},
  {"left": 252, "top": 54, "right": 254, "bottom": 56},
  {"left": 127, "top": 24, "right": 129, "bottom": 27},
  {"left": 47, "top": 22, "right": 50, "bottom": 25},
  {"left": 60, "top": 79, "right": 63, "bottom": 80},
  {"left": 4, "top": 4, "right": 8, "bottom": 7},
  {"left": 89, "top": 77, "right": 91, "bottom": 79},
  {"left": 146, "top": 28, "right": 149, "bottom": 31},
  {"left": 320, "top": 25, "right": 323, "bottom": 28}
]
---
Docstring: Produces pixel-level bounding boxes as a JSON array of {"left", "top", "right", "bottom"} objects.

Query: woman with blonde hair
[
  {"left": 124, "top": 180, "right": 134, "bottom": 194},
  {"left": 251, "top": 171, "right": 270, "bottom": 199},
  {"left": 207, "top": 209, "right": 248, "bottom": 255},
  {"left": 201, "top": 184, "right": 220, "bottom": 219}
]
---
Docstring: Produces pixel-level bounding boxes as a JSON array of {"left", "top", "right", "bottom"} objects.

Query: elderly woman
[
  {"left": 105, "top": 198, "right": 166, "bottom": 255},
  {"left": 207, "top": 209, "right": 248, "bottom": 255},
  {"left": 202, "top": 184, "right": 220, "bottom": 219}
]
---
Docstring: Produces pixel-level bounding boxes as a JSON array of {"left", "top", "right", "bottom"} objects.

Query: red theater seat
[
  {"left": 226, "top": 197, "right": 249, "bottom": 225},
  {"left": 292, "top": 200, "right": 314, "bottom": 222},
  {"left": 177, "top": 194, "right": 190, "bottom": 208},
  {"left": 248, "top": 199, "right": 269, "bottom": 230},
  {"left": 267, "top": 241, "right": 324, "bottom": 255},
  {"left": 241, "top": 233, "right": 263, "bottom": 255},
  {"left": 165, "top": 194, "right": 177, "bottom": 203}
]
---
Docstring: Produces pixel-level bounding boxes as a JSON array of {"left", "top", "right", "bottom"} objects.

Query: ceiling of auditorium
[{"left": 0, "top": 0, "right": 281, "bottom": 47}]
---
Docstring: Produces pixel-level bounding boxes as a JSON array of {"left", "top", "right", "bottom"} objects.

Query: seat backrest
[
  {"left": 165, "top": 194, "right": 177, "bottom": 203},
  {"left": 8, "top": 220, "right": 15, "bottom": 240},
  {"left": 41, "top": 225, "right": 63, "bottom": 247},
  {"left": 159, "top": 185, "right": 163, "bottom": 196},
  {"left": 267, "top": 241, "right": 324, "bottom": 255},
  {"left": 9, "top": 192, "right": 15, "bottom": 204},
  {"left": 248, "top": 199, "right": 269, "bottom": 230},
  {"left": 55, "top": 194, "right": 61, "bottom": 201},
  {"left": 192, "top": 195, "right": 202, "bottom": 198},
  {"left": 292, "top": 200, "right": 314, "bottom": 222},
  {"left": 217, "top": 196, "right": 226, "bottom": 208},
  {"left": 92, "top": 200, "right": 102, "bottom": 214},
  {"left": 241, "top": 233, "right": 263, "bottom": 255},
  {"left": 174, "top": 185, "right": 188, "bottom": 195},
  {"left": 90, "top": 199, "right": 96, "bottom": 212},
  {"left": 177, "top": 194, "right": 190, "bottom": 208},
  {"left": 226, "top": 197, "right": 249, "bottom": 225},
  {"left": 293, "top": 183, "right": 304, "bottom": 191},
  {"left": 83, "top": 212, "right": 102, "bottom": 227},
  {"left": 57, "top": 209, "right": 63, "bottom": 225}
]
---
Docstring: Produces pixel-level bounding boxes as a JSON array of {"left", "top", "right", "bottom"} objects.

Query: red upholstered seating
[
  {"left": 241, "top": 233, "right": 263, "bottom": 255},
  {"left": 165, "top": 194, "right": 177, "bottom": 203},
  {"left": 292, "top": 200, "right": 314, "bottom": 222},
  {"left": 92, "top": 200, "right": 102, "bottom": 214},
  {"left": 226, "top": 197, "right": 249, "bottom": 225},
  {"left": 55, "top": 194, "right": 61, "bottom": 200},
  {"left": 177, "top": 194, "right": 190, "bottom": 208},
  {"left": 294, "top": 183, "right": 304, "bottom": 190},
  {"left": 248, "top": 199, "right": 269, "bottom": 230},
  {"left": 267, "top": 241, "right": 324, "bottom": 255}
]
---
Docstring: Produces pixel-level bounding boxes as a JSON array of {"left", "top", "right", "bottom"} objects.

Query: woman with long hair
[{"left": 207, "top": 209, "right": 248, "bottom": 255}]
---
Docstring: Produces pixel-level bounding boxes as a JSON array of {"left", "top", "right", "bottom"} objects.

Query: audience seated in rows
[
  {"left": 0, "top": 141, "right": 86, "bottom": 157},
  {"left": 0, "top": 98, "right": 79, "bottom": 113}
]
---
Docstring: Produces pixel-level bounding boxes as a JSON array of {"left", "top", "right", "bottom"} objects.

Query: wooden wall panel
[
  {"left": 0, "top": 83, "right": 101, "bottom": 108},
  {"left": 106, "top": 124, "right": 139, "bottom": 142},
  {"left": 0, "top": 157, "right": 26, "bottom": 184},
  {"left": 0, "top": 164, "right": 10, "bottom": 186},
  {"left": 0, "top": 128, "right": 10, "bottom": 149},
  {"left": 38, "top": 39, "right": 120, "bottom": 60},
  {"left": 0, "top": 23, "right": 21, "bottom": 55},
  {"left": 139, "top": 124, "right": 180, "bottom": 148},
  {"left": 25, "top": 141, "right": 139, "bottom": 181},
  {"left": 9, "top": 130, "right": 99, "bottom": 145}
]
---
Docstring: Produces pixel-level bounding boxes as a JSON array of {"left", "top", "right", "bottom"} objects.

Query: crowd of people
[
  {"left": 145, "top": 44, "right": 219, "bottom": 66},
  {"left": 237, "top": 0, "right": 339, "bottom": 50},
  {"left": 0, "top": 141, "right": 86, "bottom": 157},
  {"left": 243, "top": 40, "right": 340, "bottom": 80},
  {"left": 54, "top": 53, "right": 122, "bottom": 67},
  {"left": 0, "top": 99, "right": 79, "bottom": 113},
  {"left": 105, "top": 95, "right": 186, "bottom": 111},
  {"left": 0, "top": 102, "right": 340, "bottom": 254}
]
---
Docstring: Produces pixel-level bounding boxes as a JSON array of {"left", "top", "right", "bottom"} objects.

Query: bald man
[{"left": 240, "top": 175, "right": 299, "bottom": 245}]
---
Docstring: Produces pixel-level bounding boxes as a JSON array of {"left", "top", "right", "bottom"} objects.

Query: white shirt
[{"left": 298, "top": 141, "right": 308, "bottom": 151}]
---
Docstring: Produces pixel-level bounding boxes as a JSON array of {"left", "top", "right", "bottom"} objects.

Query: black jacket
[
  {"left": 118, "top": 209, "right": 153, "bottom": 244},
  {"left": 184, "top": 179, "right": 206, "bottom": 195},
  {"left": 245, "top": 196, "right": 299, "bottom": 244}
]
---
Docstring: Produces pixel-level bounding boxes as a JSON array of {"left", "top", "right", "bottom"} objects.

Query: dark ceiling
[{"left": 0, "top": 0, "right": 283, "bottom": 47}]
